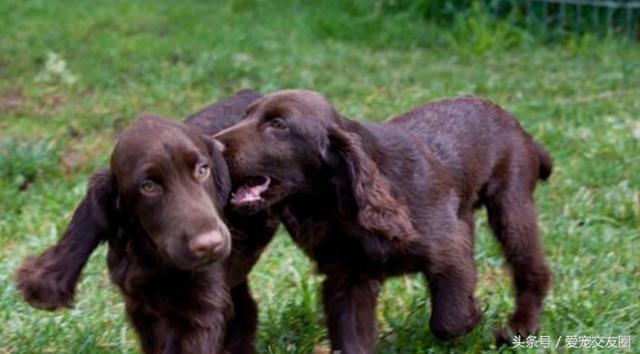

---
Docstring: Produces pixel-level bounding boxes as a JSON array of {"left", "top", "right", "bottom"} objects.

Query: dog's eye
[
  {"left": 194, "top": 163, "right": 211, "bottom": 181},
  {"left": 269, "top": 118, "right": 287, "bottom": 130},
  {"left": 140, "top": 180, "right": 161, "bottom": 195}
]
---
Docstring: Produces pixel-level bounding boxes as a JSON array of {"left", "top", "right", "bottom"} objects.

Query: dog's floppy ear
[
  {"left": 328, "top": 126, "right": 416, "bottom": 242},
  {"left": 204, "top": 136, "right": 231, "bottom": 207},
  {"left": 14, "top": 168, "right": 117, "bottom": 310}
]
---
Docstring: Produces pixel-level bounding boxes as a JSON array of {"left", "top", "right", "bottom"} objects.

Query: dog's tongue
[{"left": 231, "top": 176, "right": 270, "bottom": 205}]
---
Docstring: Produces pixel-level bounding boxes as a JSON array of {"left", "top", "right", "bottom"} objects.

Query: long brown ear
[
  {"left": 328, "top": 127, "right": 416, "bottom": 242},
  {"left": 14, "top": 168, "right": 117, "bottom": 310},
  {"left": 203, "top": 135, "right": 231, "bottom": 207}
]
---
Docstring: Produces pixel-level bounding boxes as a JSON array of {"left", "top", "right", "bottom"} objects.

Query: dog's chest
[
  {"left": 280, "top": 202, "right": 424, "bottom": 275},
  {"left": 107, "top": 242, "right": 227, "bottom": 320}
]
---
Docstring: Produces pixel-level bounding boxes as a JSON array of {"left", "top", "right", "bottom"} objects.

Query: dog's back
[
  {"left": 185, "top": 89, "right": 263, "bottom": 135},
  {"left": 389, "top": 96, "right": 552, "bottom": 204}
]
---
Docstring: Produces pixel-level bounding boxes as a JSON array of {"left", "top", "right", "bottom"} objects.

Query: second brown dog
[{"left": 216, "top": 90, "right": 553, "bottom": 353}]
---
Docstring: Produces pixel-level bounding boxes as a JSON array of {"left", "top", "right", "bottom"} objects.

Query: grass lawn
[{"left": 1, "top": 1, "right": 639, "bottom": 353}]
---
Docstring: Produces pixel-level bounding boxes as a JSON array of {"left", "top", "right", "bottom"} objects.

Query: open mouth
[{"left": 230, "top": 176, "right": 271, "bottom": 206}]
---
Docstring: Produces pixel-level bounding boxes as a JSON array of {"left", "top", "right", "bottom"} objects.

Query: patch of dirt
[
  {"left": 30, "top": 91, "right": 68, "bottom": 116},
  {"left": 0, "top": 88, "right": 25, "bottom": 113},
  {"left": 42, "top": 93, "right": 67, "bottom": 110},
  {"left": 60, "top": 134, "right": 112, "bottom": 178},
  {"left": 61, "top": 146, "right": 91, "bottom": 177},
  {"left": 479, "top": 266, "right": 511, "bottom": 289}
]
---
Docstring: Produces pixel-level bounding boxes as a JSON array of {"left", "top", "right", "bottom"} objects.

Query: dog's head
[
  {"left": 215, "top": 89, "right": 415, "bottom": 240},
  {"left": 110, "top": 115, "right": 232, "bottom": 268},
  {"left": 15, "top": 115, "right": 232, "bottom": 310},
  {"left": 214, "top": 90, "right": 339, "bottom": 212}
]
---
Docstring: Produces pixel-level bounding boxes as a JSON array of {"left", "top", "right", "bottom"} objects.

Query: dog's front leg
[
  {"left": 224, "top": 281, "right": 258, "bottom": 354},
  {"left": 322, "top": 273, "right": 380, "bottom": 354},
  {"left": 126, "top": 304, "right": 166, "bottom": 354},
  {"left": 424, "top": 220, "right": 482, "bottom": 341}
]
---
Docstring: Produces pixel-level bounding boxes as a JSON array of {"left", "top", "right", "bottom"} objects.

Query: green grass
[{"left": 1, "top": 1, "right": 639, "bottom": 353}]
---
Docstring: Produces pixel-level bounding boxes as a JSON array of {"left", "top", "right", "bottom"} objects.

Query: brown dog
[
  {"left": 15, "top": 90, "right": 279, "bottom": 354},
  {"left": 17, "top": 116, "right": 232, "bottom": 353},
  {"left": 215, "top": 90, "right": 553, "bottom": 352}
]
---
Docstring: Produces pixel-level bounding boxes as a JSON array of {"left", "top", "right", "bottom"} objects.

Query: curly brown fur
[
  {"left": 216, "top": 89, "right": 553, "bottom": 352},
  {"left": 15, "top": 90, "right": 278, "bottom": 354}
]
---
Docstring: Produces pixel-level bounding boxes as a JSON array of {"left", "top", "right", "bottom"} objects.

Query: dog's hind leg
[{"left": 485, "top": 177, "right": 551, "bottom": 344}]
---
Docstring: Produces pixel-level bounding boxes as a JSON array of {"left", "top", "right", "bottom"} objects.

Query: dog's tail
[{"left": 533, "top": 140, "right": 553, "bottom": 181}]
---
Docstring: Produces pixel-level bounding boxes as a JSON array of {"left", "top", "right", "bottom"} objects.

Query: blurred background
[{"left": 1, "top": 1, "right": 638, "bottom": 353}]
